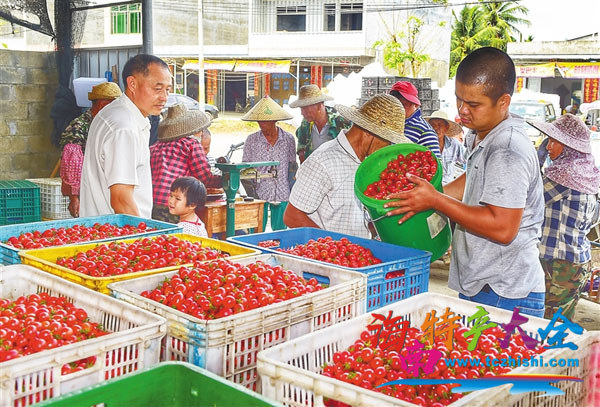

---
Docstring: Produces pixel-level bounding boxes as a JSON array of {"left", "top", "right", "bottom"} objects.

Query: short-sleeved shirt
[
  {"left": 178, "top": 217, "right": 208, "bottom": 238},
  {"left": 404, "top": 109, "right": 441, "bottom": 158},
  {"left": 441, "top": 136, "right": 466, "bottom": 185},
  {"left": 538, "top": 177, "right": 598, "bottom": 264},
  {"left": 289, "top": 129, "right": 370, "bottom": 238},
  {"left": 242, "top": 128, "right": 296, "bottom": 202},
  {"left": 80, "top": 94, "right": 153, "bottom": 218},
  {"left": 311, "top": 122, "right": 331, "bottom": 151},
  {"left": 449, "top": 114, "right": 545, "bottom": 299}
]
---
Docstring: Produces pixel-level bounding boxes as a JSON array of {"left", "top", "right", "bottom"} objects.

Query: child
[
  {"left": 531, "top": 114, "right": 600, "bottom": 319},
  {"left": 169, "top": 177, "right": 208, "bottom": 237}
]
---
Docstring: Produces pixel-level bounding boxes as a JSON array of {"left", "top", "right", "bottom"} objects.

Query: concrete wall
[
  {"left": 153, "top": 0, "right": 202, "bottom": 57},
  {"left": 204, "top": 0, "right": 249, "bottom": 46},
  {"left": 0, "top": 50, "right": 60, "bottom": 180}
]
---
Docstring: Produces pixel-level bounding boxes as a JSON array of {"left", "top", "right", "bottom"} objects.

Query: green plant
[{"left": 373, "top": 16, "right": 432, "bottom": 77}]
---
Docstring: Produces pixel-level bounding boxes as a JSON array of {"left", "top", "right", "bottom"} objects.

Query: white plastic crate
[
  {"left": 26, "top": 178, "right": 71, "bottom": 220},
  {"left": 257, "top": 292, "right": 599, "bottom": 407},
  {"left": 0, "top": 265, "right": 166, "bottom": 406},
  {"left": 108, "top": 254, "right": 367, "bottom": 392}
]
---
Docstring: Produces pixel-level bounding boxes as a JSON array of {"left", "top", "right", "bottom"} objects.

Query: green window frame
[{"left": 110, "top": 4, "right": 141, "bottom": 34}]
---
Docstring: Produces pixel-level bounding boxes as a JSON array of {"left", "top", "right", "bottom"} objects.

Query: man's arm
[
  {"left": 110, "top": 184, "right": 140, "bottom": 216},
  {"left": 283, "top": 202, "right": 321, "bottom": 228},
  {"left": 443, "top": 172, "right": 466, "bottom": 201},
  {"left": 385, "top": 174, "right": 523, "bottom": 244}
]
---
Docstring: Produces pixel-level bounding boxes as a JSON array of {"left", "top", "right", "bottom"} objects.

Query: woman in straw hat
[
  {"left": 284, "top": 94, "right": 410, "bottom": 239},
  {"left": 241, "top": 96, "right": 296, "bottom": 231},
  {"left": 531, "top": 114, "right": 600, "bottom": 319},
  {"left": 289, "top": 84, "right": 351, "bottom": 163},
  {"left": 150, "top": 103, "right": 221, "bottom": 223},
  {"left": 425, "top": 110, "right": 466, "bottom": 185},
  {"left": 60, "top": 81, "right": 122, "bottom": 217}
]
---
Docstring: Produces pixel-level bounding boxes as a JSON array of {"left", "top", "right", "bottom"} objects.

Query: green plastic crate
[
  {"left": 0, "top": 180, "right": 41, "bottom": 225},
  {"left": 35, "top": 362, "right": 281, "bottom": 407}
]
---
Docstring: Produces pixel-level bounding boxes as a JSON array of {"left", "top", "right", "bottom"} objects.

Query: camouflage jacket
[
  {"left": 59, "top": 110, "right": 93, "bottom": 152},
  {"left": 295, "top": 107, "right": 352, "bottom": 159}
]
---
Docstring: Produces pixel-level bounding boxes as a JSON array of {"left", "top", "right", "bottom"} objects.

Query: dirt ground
[{"left": 210, "top": 113, "right": 600, "bottom": 332}]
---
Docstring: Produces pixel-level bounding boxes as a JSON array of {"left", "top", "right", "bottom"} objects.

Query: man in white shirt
[
  {"left": 80, "top": 54, "right": 172, "bottom": 218},
  {"left": 284, "top": 94, "right": 410, "bottom": 238}
]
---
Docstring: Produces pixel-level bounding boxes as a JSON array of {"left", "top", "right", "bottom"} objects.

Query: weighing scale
[{"left": 215, "top": 161, "right": 279, "bottom": 237}]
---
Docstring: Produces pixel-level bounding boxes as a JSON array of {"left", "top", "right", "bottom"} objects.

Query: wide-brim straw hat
[
  {"left": 289, "top": 84, "right": 334, "bottom": 108},
  {"left": 528, "top": 113, "right": 591, "bottom": 154},
  {"left": 241, "top": 96, "right": 292, "bottom": 121},
  {"left": 424, "top": 110, "right": 463, "bottom": 138},
  {"left": 88, "top": 82, "right": 122, "bottom": 101},
  {"left": 336, "top": 94, "right": 410, "bottom": 144},
  {"left": 158, "top": 103, "right": 211, "bottom": 142}
]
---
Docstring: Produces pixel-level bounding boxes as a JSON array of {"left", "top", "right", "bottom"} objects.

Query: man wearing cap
[
  {"left": 389, "top": 81, "right": 441, "bottom": 158},
  {"left": 59, "top": 82, "right": 122, "bottom": 217},
  {"left": 425, "top": 111, "right": 466, "bottom": 185},
  {"left": 290, "top": 84, "right": 351, "bottom": 163},
  {"left": 385, "top": 48, "right": 546, "bottom": 317},
  {"left": 241, "top": 96, "right": 297, "bottom": 230},
  {"left": 80, "top": 54, "right": 172, "bottom": 218},
  {"left": 150, "top": 103, "right": 221, "bottom": 222},
  {"left": 284, "top": 94, "right": 409, "bottom": 238}
]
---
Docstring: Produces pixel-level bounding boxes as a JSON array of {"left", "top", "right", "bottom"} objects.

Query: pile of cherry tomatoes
[
  {"left": 364, "top": 150, "right": 438, "bottom": 199},
  {"left": 0, "top": 293, "right": 109, "bottom": 363},
  {"left": 5, "top": 222, "right": 152, "bottom": 249},
  {"left": 277, "top": 237, "right": 381, "bottom": 269},
  {"left": 141, "top": 259, "right": 322, "bottom": 319},
  {"left": 56, "top": 235, "right": 226, "bottom": 277},
  {"left": 323, "top": 322, "right": 546, "bottom": 407}
]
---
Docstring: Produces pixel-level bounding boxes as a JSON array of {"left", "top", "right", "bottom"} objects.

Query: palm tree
[
  {"left": 480, "top": 1, "right": 531, "bottom": 50},
  {"left": 449, "top": 5, "right": 494, "bottom": 77}
]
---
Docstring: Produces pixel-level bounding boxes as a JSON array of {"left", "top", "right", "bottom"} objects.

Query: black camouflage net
[{"left": 0, "top": 0, "right": 54, "bottom": 37}]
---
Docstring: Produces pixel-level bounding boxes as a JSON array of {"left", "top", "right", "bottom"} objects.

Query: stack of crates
[
  {"left": 0, "top": 180, "right": 41, "bottom": 225},
  {"left": 359, "top": 76, "right": 441, "bottom": 116},
  {"left": 27, "top": 178, "right": 72, "bottom": 220}
]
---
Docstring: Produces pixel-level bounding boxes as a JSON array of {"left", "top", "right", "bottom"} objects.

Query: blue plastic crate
[
  {"left": 229, "top": 227, "right": 431, "bottom": 311},
  {"left": 0, "top": 214, "right": 182, "bottom": 265},
  {"left": 0, "top": 180, "right": 41, "bottom": 226}
]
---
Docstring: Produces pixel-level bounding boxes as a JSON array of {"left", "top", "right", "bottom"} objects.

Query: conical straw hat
[
  {"left": 241, "top": 96, "right": 293, "bottom": 121},
  {"left": 336, "top": 94, "right": 410, "bottom": 144}
]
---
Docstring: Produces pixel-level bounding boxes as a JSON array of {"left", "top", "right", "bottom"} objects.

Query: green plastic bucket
[{"left": 355, "top": 143, "right": 451, "bottom": 261}]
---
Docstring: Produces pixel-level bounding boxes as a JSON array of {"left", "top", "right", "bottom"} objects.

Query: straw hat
[
  {"left": 528, "top": 114, "right": 591, "bottom": 154},
  {"left": 424, "top": 110, "right": 463, "bottom": 138},
  {"left": 289, "top": 84, "right": 334, "bottom": 108},
  {"left": 158, "top": 103, "right": 211, "bottom": 142},
  {"left": 241, "top": 95, "right": 293, "bottom": 121},
  {"left": 88, "top": 82, "right": 122, "bottom": 101},
  {"left": 336, "top": 94, "right": 410, "bottom": 144}
]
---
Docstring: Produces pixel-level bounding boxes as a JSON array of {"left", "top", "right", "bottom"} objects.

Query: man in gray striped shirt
[{"left": 389, "top": 81, "right": 441, "bottom": 158}]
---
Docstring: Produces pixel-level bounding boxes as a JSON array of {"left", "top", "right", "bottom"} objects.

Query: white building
[{"left": 0, "top": 0, "right": 452, "bottom": 112}]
